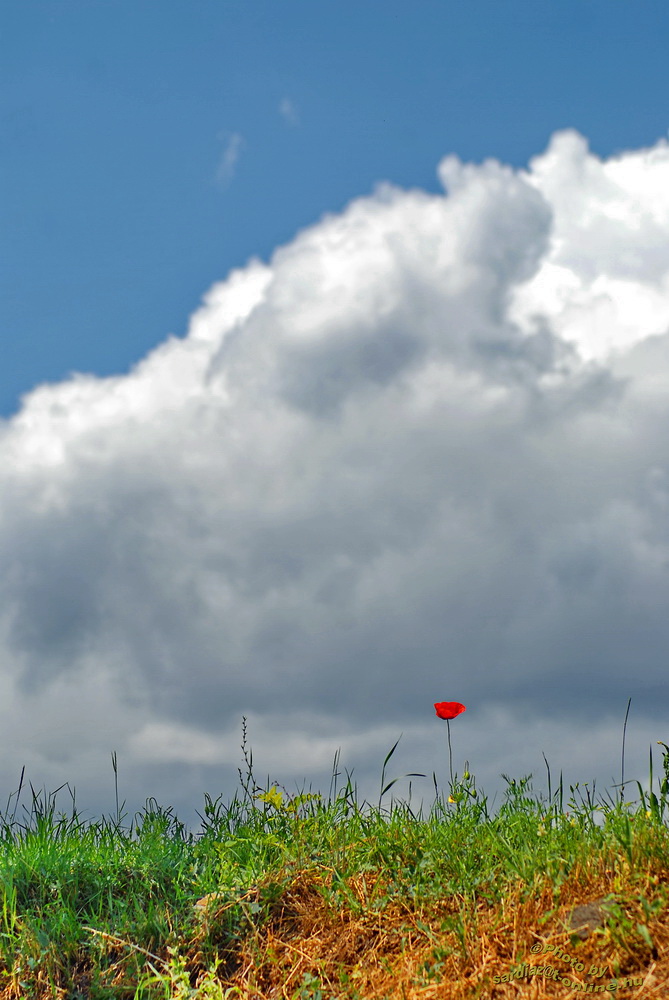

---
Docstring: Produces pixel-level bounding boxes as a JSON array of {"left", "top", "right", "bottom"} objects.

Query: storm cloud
[{"left": 2, "top": 129, "right": 669, "bottom": 831}]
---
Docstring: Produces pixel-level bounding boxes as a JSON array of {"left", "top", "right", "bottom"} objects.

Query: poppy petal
[{"left": 434, "top": 701, "right": 466, "bottom": 720}]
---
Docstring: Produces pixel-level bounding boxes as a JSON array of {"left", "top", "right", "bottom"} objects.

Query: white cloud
[
  {"left": 278, "top": 97, "right": 299, "bottom": 126},
  {"left": 1, "top": 129, "right": 669, "bottom": 831},
  {"left": 216, "top": 131, "right": 245, "bottom": 186},
  {"left": 511, "top": 129, "right": 669, "bottom": 360}
]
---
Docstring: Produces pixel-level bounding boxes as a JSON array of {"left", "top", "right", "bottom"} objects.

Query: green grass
[{"left": 0, "top": 711, "right": 668, "bottom": 998}]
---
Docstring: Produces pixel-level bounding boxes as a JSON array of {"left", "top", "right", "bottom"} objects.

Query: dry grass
[{"left": 180, "top": 853, "right": 669, "bottom": 998}]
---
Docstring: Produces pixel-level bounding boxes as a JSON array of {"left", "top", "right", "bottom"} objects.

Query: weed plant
[{"left": 0, "top": 711, "right": 668, "bottom": 998}]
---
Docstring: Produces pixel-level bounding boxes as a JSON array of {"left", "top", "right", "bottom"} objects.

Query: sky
[{"left": 3, "top": 0, "right": 669, "bottom": 835}]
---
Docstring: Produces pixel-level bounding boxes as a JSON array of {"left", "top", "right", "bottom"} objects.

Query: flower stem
[{"left": 447, "top": 718, "right": 453, "bottom": 788}]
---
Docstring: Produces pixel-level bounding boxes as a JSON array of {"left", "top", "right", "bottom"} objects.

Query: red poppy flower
[{"left": 434, "top": 701, "right": 466, "bottom": 720}]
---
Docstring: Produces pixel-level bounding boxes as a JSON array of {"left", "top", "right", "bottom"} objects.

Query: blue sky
[
  {"left": 4, "top": 0, "right": 669, "bottom": 419},
  {"left": 3, "top": 1, "right": 669, "bottom": 833}
]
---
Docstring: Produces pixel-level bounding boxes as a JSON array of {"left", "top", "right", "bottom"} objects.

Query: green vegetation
[{"left": 0, "top": 713, "right": 668, "bottom": 998}]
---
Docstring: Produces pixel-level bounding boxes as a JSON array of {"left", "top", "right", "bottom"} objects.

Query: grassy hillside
[{"left": 0, "top": 717, "right": 667, "bottom": 998}]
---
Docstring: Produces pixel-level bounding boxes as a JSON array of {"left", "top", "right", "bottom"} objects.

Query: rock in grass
[{"left": 567, "top": 897, "right": 616, "bottom": 939}]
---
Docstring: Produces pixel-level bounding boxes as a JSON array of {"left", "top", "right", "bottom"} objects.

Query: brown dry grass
[{"left": 181, "top": 853, "right": 669, "bottom": 999}]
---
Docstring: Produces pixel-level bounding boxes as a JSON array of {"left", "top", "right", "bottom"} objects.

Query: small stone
[
  {"left": 194, "top": 891, "right": 228, "bottom": 915},
  {"left": 567, "top": 897, "right": 615, "bottom": 939}
]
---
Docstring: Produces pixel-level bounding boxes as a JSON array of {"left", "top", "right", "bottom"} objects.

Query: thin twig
[{"left": 82, "top": 926, "right": 169, "bottom": 971}]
